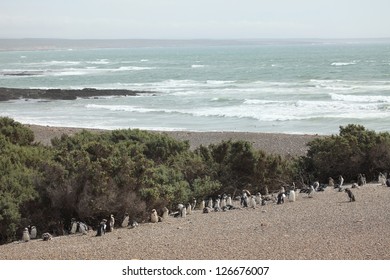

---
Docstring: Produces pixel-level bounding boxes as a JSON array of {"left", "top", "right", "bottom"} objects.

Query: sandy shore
[
  {"left": 1, "top": 184, "right": 389, "bottom": 260},
  {"left": 27, "top": 124, "right": 321, "bottom": 157}
]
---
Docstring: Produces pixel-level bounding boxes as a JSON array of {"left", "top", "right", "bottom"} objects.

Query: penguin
[
  {"left": 186, "top": 203, "right": 192, "bottom": 215},
  {"left": 255, "top": 192, "right": 262, "bottom": 205},
  {"left": 130, "top": 221, "right": 139, "bottom": 228},
  {"left": 162, "top": 207, "right": 169, "bottom": 220},
  {"left": 277, "top": 192, "right": 285, "bottom": 204},
  {"left": 241, "top": 192, "right": 248, "bottom": 207},
  {"left": 221, "top": 195, "right": 227, "bottom": 209},
  {"left": 78, "top": 222, "right": 88, "bottom": 235},
  {"left": 214, "top": 198, "right": 221, "bottom": 211},
  {"left": 121, "top": 213, "right": 130, "bottom": 228},
  {"left": 207, "top": 198, "right": 213, "bottom": 209},
  {"left": 226, "top": 195, "right": 233, "bottom": 207},
  {"left": 96, "top": 219, "right": 107, "bottom": 236},
  {"left": 42, "top": 232, "right": 52, "bottom": 241},
  {"left": 251, "top": 196, "right": 256, "bottom": 208},
  {"left": 177, "top": 204, "right": 184, "bottom": 212},
  {"left": 191, "top": 197, "right": 197, "bottom": 210},
  {"left": 181, "top": 206, "right": 187, "bottom": 218},
  {"left": 289, "top": 189, "right": 296, "bottom": 202},
  {"left": 308, "top": 185, "right": 315, "bottom": 198},
  {"left": 150, "top": 209, "right": 158, "bottom": 223},
  {"left": 109, "top": 214, "right": 115, "bottom": 232},
  {"left": 70, "top": 218, "right": 77, "bottom": 234},
  {"left": 22, "top": 228, "right": 30, "bottom": 242},
  {"left": 29, "top": 226, "right": 37, "bottom": 239},
  {"left": 345, "top": 188, "right": 356, "bottom": 202},
  {"left": 200, "top": 200, "right": 205, "bottom": 210}
]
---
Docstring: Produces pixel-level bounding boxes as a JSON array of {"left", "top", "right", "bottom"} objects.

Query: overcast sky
[{"left": 1, "top": 0, "right": 389, "bottom": 39}]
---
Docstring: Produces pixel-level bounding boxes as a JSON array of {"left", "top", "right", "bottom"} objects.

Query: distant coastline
[{"left": 1, "top": 38, "right": 390, "bottom": 51}]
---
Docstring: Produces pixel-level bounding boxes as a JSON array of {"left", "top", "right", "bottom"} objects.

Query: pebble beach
[{"left": 1, "top": 184, "right": 389, "bottom": 260}]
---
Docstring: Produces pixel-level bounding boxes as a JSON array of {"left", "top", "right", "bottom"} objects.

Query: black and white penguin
[
  {"left": 22, "top": 228, "right": 30, "bottom": 242},
  {"left": 150, "top": 209, "right": 159, "bottom": 223},
  {"left": 29, "top": 226, "right": 37, "bottom": 239},
  {"left": 200, "top": 200, "right": 206, "bottom": 210},
  {"left": 181, "top": 206, "right": 187, "bottom": 218},
  {"left": 250, "top": 195, "right": 256, "bottom": 208},
  {"left": 121, "top": 213, "right": 130, "bottom": 228},
  {"left": 96, "top": 219, "right": 107, "bottom": 236},
  {"left": 70, "top": 218, "right": 77, "bottom": 234},
  {"left": 78, "top": 222, "right": 88, "bottom": 235},
  {"left": 207, "top": 198, "right": 213, "bottom": 209},
  {"left": 191, "top": 197, "right": 197, "bottom": 210},
  {"left": 289, "top": 189, "right": 296, "bottom": 202},
  {"left": 277, "top": 192, "right": 285, "bottom": 204},
  {"left": 42, "top": 232, "right": 53, "bottom": 241},
  {"left": 186, "top": 203, "right": 192, "bottom": 215},
  {"left": 162, "top": 207, "right": 169, "bottom": 220},
  {"left": 308, "top": 185, "right": 315, "bottom": 198},
  {"left": 109, "top": 214, "right": 115, "bottom": 232},
  {"left": 226, "top": 194, "right": 233, "bottom": 207},
  {"left": 345, "top": 188, "right": 356, "bottom": 202}
]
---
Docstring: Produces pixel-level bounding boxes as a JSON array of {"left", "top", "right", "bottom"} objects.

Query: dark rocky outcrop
[{"left": 0, "top": 87, "right": 154, "bottom": 101}]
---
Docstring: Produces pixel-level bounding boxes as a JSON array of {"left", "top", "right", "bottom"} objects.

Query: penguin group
[
  {"left": 21, "top": 226, "right": 53, "bottom": 242},
  {"left": 19, "top": 171, "right": 380, "bottom": 243}
]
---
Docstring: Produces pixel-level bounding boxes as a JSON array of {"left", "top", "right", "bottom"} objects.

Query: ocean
[{"left": 1, "top": 39, "right": 390, "bottom": 135}]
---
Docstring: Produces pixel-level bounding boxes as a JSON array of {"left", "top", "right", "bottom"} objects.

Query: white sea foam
[
  {"left": 331, "top": 61, "right": 358, "bottom": 66},
  {"left": 87, "top": 59, "right": 110, "bottom": 65},
  {"left": 191, "top": 64, "right": 205, "bottom": 68},
  {"left": 113, "top": 66, "right": 155, "bottom": 71},
  {"left": 330, "top": 93, "right": 390, "bottom": 103}
]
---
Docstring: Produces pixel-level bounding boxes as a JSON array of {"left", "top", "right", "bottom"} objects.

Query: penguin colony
[{"left": 20, "top": 172, "right": 382, "bottom": 242}]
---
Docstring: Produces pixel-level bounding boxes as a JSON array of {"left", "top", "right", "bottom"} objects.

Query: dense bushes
[
  {"left": 0, "top": 118, "right": 45, "bottom": 243},
  {"left": 304, "top": 124, "right": 390, "bottom": 183},
  {"left": 1, "top": 117, "right": 389, "bottom": 245}
]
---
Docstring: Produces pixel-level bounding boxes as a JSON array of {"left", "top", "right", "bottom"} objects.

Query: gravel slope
[
  {"left": 1, "top": 184, "right": 389, "bottom": 260},
  {"left": 27, "top": 124, "right": 320, "bottom": 156}
]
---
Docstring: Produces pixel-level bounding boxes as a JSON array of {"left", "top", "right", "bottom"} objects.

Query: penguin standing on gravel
[{"left": 22, "top": 228, "right": 30, "bottom": 242}]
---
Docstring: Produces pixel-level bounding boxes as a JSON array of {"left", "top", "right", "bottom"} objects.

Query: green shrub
[{"left": 304, "top": 124, "right": 390, "bottom": 183}]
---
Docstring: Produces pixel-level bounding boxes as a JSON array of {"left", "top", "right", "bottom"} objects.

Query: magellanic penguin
[
  {"left": 70, "top": 218, "right": 77, "bottom": 234},
  {"left": 22, "top": 228, "right": 30, "bottom": 242},
  {"left": 181, "top": 206, "right": 187, "bottom": 218},
  {"left": 42, "top": 232, "right": 53, "bottom": 241},
  {"left": 96, "top": 219, "right": 107, "bottom": 236},
  {"left": 121, "top": 213, "right": 130, "bottom": 228},
  {"left": 150, "top": 209, "right": 159, "bottom": 223},
  {"left": 191, "top": 197, "right": 197, "bottom": 210},
  {"left": 200, "top": 200, "right": 206, "bottom": 210},
  {"left": 109, "top": 214, "right": 115, "bottom": 232},
  {"left": 186, "top": 203, "right": 192, "bottom": 215},
  {"left": 78, "top": 222, "right": 88, "bottom": 235},
  {"left": 345, "top": 188, "right": 356, "bottom": 202},
  {"left": 162, "top": 207, "right": 169, "bottom": 220},
  {"left": 30, "top": 226, "right": 37, "bottom": 239},
  {"left": 289, "top": 190, "right": 296, "bottom": 202},
  {"left": 226, "top": 195, "right": 233, "bottom": 207}
]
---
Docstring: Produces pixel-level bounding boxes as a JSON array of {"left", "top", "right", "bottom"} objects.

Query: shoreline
[{"left": 27, "top": 124, "right": 322, "bottom": 156}]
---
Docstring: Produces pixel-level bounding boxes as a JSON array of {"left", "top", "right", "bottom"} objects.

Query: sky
[{"left": 1, "top": 0, "right": 390, "bottom": 39}]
